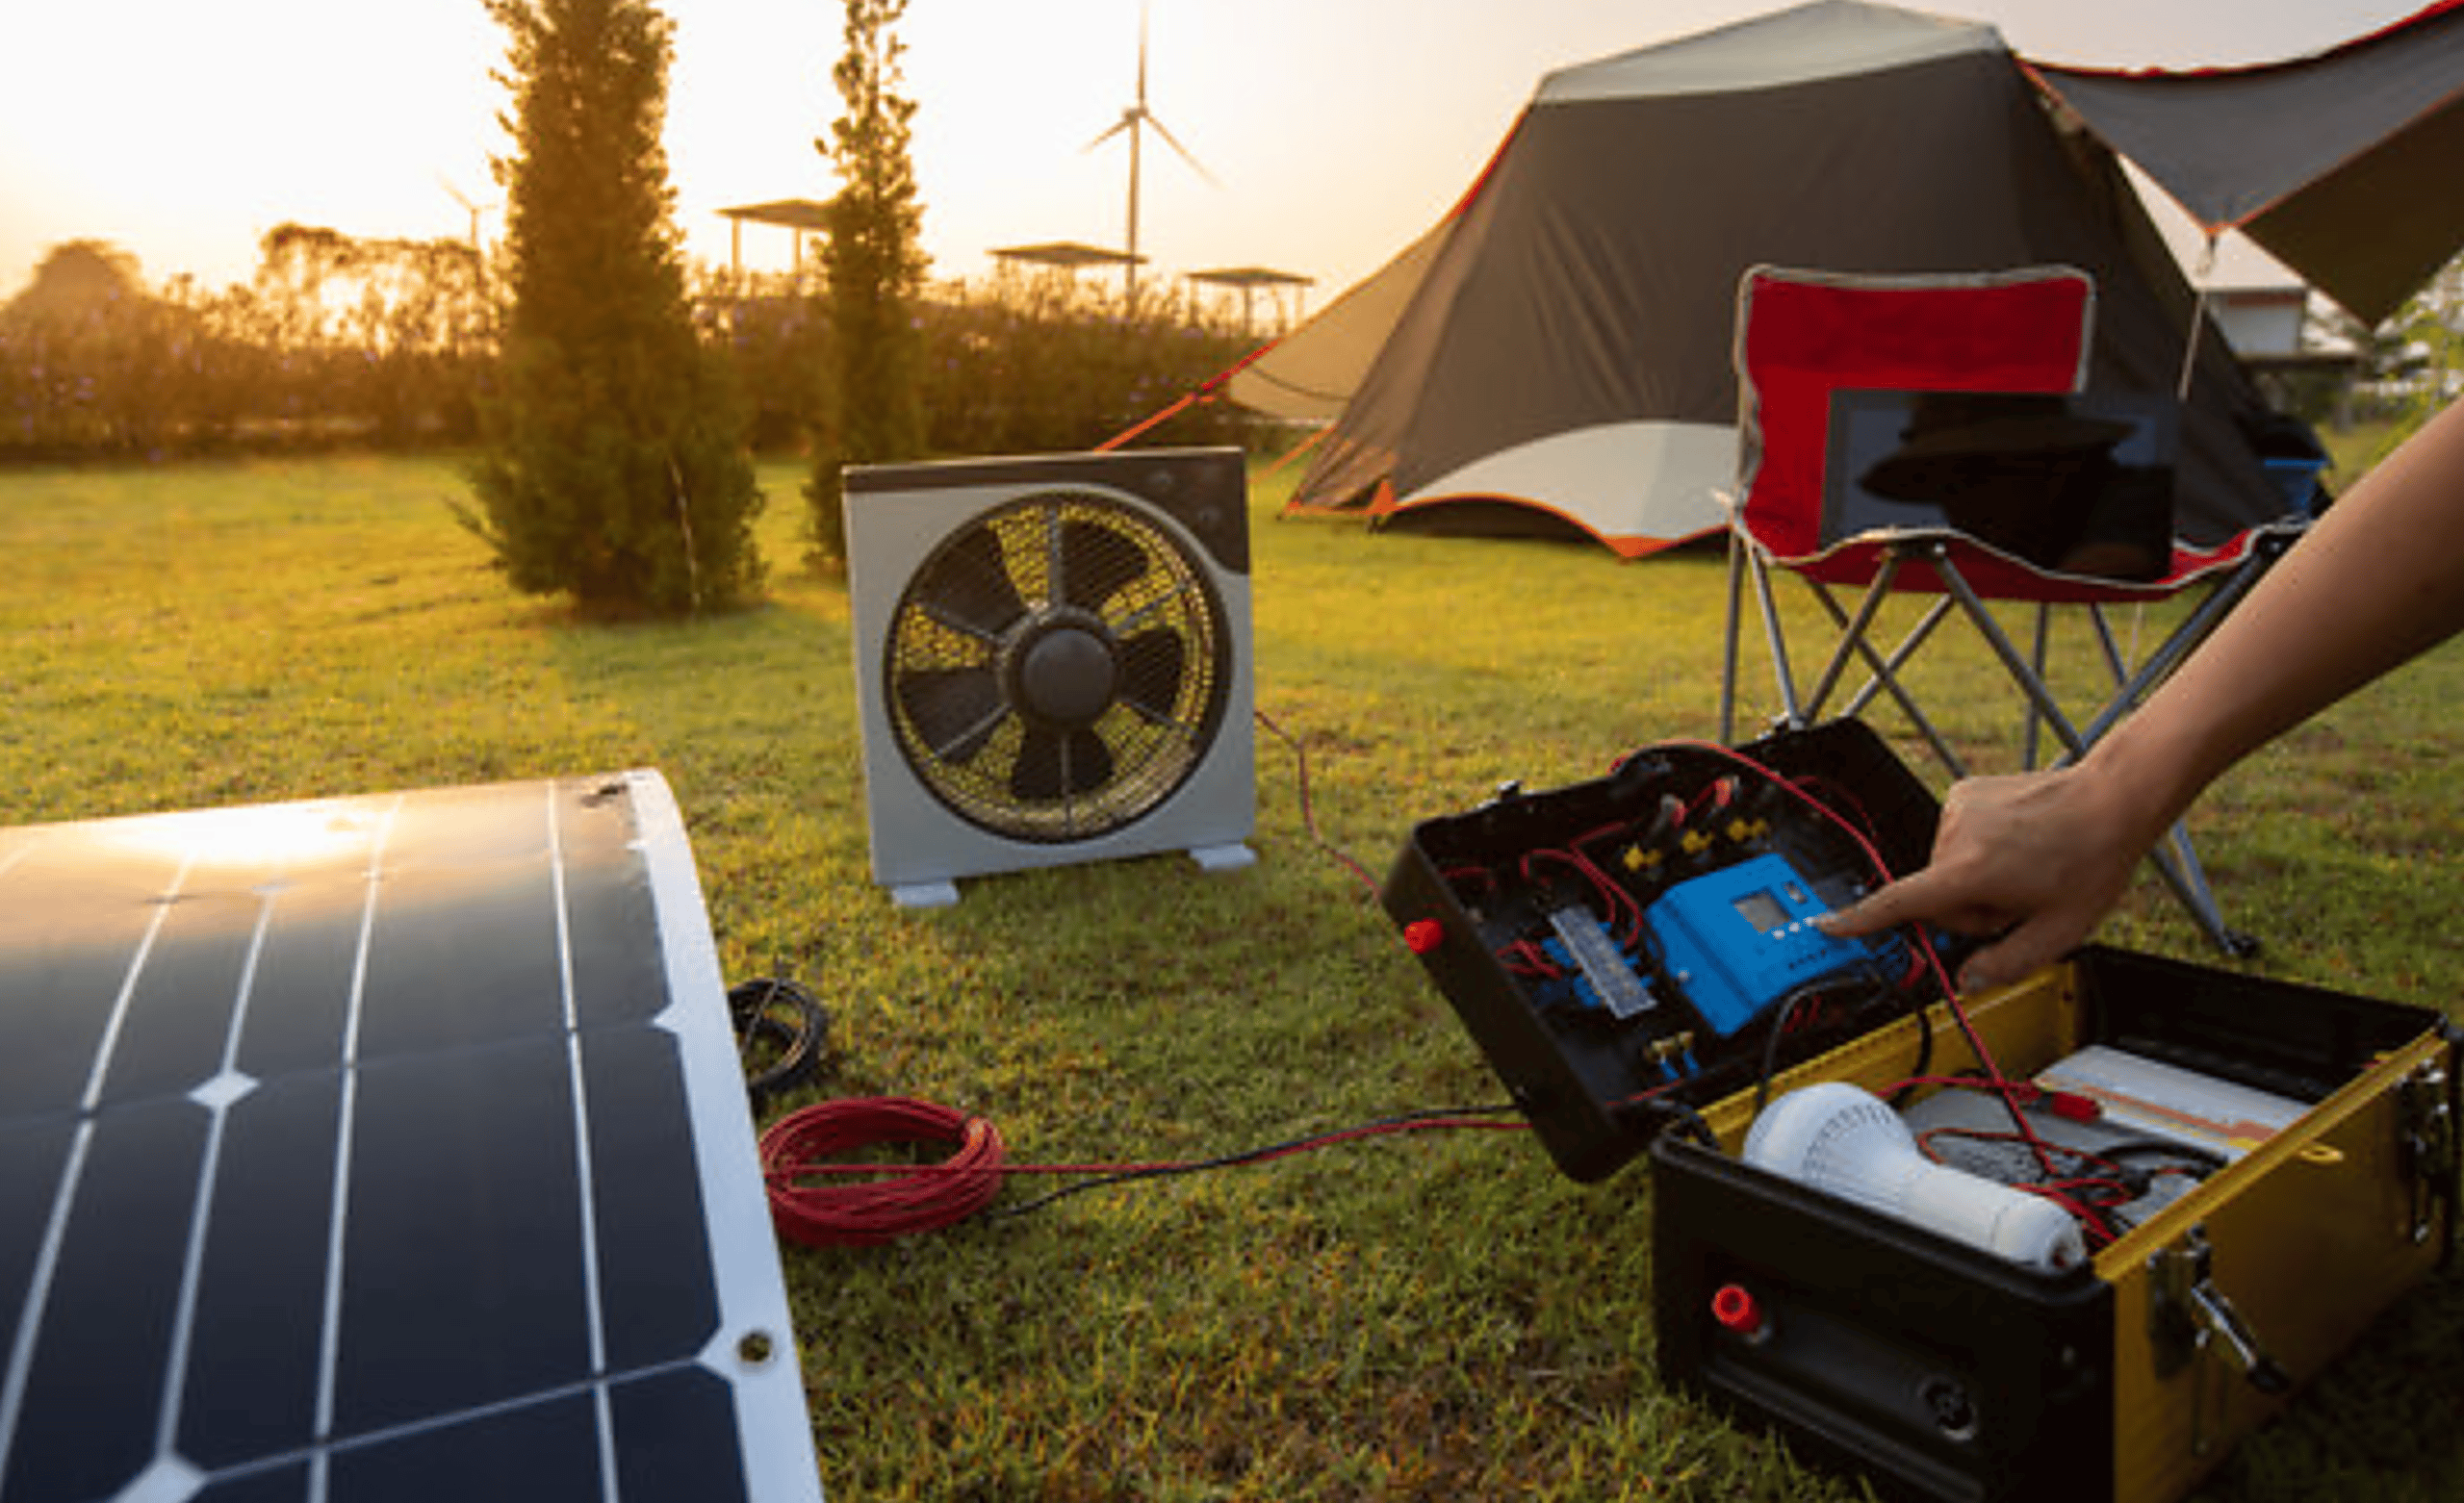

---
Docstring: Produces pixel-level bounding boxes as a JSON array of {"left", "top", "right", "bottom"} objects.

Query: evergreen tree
[
  {"left": 466, "top": 0, "right": 763, "bottom": 615},
  {"left": 805, "top": 0, "right": 928, "bottom": 568}
]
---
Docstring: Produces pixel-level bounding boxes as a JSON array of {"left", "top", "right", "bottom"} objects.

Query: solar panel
[{"left": 0, "top": 771, "right": 825, "bottom": 1503}]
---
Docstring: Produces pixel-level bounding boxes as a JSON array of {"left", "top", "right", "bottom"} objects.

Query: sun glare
[
  {"left": 93, "top": 802, "right": 386, "bottom": 877},
  {"left": 2, "top": 1, "right": 2434, "bottom": 304}
]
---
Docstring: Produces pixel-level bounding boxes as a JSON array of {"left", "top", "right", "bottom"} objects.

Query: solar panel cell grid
[{"left": 0, "top": 772, "right": 822, "bottom": 1503}]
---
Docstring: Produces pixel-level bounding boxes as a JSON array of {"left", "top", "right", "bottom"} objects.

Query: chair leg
[
  {"left": 1721, "top": 529, "right": 1746, "bottom": 744},
  {"left": 1934, "top": 563, "right": 2254, "bottom": 958},
  {"left": 1746, "top": 539, "right": 1807, "bottom": 733},
  {"left": 2024, "top": 603, "right": 2053, "bottom": 771},
  {"left": 1935, "top": 564, "right": 2092, "bottom": 760},
  {"left": 2076, "top": 562, "right": 2272, "bottom": 752},
  {"left": 1821, "top": 592, "right": 1970, "bottom": 778},
  {"left": 2143, "top": 818, "right": 2261, "bottom": 958},
  {"left": 1803, "top": 558, "right": 1904, "bottom": 714}
]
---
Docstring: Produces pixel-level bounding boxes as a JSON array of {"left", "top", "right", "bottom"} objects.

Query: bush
[{"left": 464, "top": 0, "right": 765, "bottom": 616}]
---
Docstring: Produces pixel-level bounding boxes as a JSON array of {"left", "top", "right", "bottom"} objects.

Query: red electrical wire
[
  {"left": 758, "top": 1096, "right": 1527, "bottom": 1248},
  {"left": 759, "top": 1097, "right": 1009, "bottom": 1247}
]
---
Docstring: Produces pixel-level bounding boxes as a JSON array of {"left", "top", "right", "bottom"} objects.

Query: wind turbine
[
  {"left": 437, "top": 175, "right": 500, "bottom": 255},
  {"left": 1084, "top": 0, "right": 1213, "bottom": 306}
]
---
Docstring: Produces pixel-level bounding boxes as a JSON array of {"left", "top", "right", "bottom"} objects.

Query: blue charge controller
[{"left": 1643, "top": 852, "right": 1879, "bottom": 1036}]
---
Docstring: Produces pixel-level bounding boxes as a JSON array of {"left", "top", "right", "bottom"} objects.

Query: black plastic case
[{"left": 1382, "top": 718, "right": 1943, "bottom": 1181}]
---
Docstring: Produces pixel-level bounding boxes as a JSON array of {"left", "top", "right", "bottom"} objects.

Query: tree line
[{"left": 0, "top": 233, "right": 1260, "bottom": 468}]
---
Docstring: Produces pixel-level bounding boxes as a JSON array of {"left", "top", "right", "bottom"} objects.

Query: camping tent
[{"left": 1231, "top": 0, "right": 2306, "bottom": 558}]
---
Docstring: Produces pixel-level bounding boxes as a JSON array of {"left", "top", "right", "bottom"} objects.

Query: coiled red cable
[{"left": 759, "top": 1096, "right": 1008, "bottom": 1247}]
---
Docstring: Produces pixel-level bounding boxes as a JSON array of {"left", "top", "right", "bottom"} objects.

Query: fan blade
[
  {"left": 895, "top": 665, "right": 1007, "bottom": 763},
  {"left": 1009, "top": 726, "right": 1116, "bottom": 802},
  {"left": 1064, "top": 727, "right": 1116, "bottom": 797},
  {"left": 1009, "top": 726, "right": 1065, "bottom": 802},
  {"left": 918, "top": 527, "right": 1030, "bottom": 639},
  {"left": 1057, "top": 517, "right": 1145, "bottom": 611},
  {"left": 1116, "top": 627, "right": 1188, "bottom": 718}
]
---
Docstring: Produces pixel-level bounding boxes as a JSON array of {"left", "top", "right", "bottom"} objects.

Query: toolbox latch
[
  {"left": 2148, "top": 1223, "right": 2291, "bottom": 1446},
  {"left": 2399, "top": 1059, "right": 2456, "bottom": 1248}
]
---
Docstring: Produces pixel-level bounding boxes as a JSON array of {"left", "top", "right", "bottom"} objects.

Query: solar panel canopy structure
[{"left": 0, "top": 771, "right": 825, "bottom": 1503}]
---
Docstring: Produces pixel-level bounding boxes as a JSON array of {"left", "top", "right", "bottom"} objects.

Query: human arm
[{"left": 1823, "top": 397, "right": 2464, "bottom": 988}]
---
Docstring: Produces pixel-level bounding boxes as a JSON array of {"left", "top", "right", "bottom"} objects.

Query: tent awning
[{"left": 2028, "top": 0, "right": 2464, "bottom": 325}]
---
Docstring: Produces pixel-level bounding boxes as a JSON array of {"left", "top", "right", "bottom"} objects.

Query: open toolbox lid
[
  {"left": 1380, "top": 719, "right": 1962, "bottom": 1182},
  {"left": 1384, "top": 716, "right": 2458, "bottom": 1192}
]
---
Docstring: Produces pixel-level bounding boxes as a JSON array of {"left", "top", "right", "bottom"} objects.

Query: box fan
[{"left": 844, "top": 448, "right": 1255, "bottom": 907}]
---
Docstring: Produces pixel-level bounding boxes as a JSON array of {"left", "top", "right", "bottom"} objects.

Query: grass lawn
[{"left": 4, "top": 450, "right": 2460, "bottom": 1500}]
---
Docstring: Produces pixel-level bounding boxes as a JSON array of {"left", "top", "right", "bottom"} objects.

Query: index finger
[{"left": 1817, "top": 865, "right": 1981, "bottom": 940}]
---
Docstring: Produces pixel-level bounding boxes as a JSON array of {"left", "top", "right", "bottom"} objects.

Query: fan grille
[{"left": 883, "top": 490, "right": 1233, "bottom": 843}]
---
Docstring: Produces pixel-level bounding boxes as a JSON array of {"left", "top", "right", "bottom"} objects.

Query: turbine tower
[{"left": 1085, "top": 0, "right": 1212, "bottom": 306}]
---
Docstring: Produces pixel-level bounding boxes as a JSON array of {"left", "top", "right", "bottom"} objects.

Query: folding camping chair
[{"left": 1718, "top": 265, "right": 2297, "bottom": 956}]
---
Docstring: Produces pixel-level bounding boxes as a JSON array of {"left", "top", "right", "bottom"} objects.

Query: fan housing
[{"left": 846, "top": 449, "right": 1254, "bottom": 906}]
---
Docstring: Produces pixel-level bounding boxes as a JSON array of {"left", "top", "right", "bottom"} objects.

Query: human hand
[{"left": 1818, "top": 765, "right": 2155, "bottom": 992}]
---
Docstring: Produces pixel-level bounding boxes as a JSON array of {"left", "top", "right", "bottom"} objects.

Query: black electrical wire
[
  {"left": 976, "top": 1104, "right": 1524, "bottom": 1222},
  {"left": 730, "top": 977, "right": 832, "bottom": 1110}
]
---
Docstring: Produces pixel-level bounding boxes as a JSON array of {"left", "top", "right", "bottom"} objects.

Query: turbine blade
[
  {"left": 1145, "top": 115, "right": 1216, "bottom": 186},
  {"left": 1136, "top": 0, "right": 1150, "bottom": 105}
]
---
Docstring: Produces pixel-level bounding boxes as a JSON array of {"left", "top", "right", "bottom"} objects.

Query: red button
[
  {"left": 1401, "top": 919, "right": 1445, "bottom": 955},
  {"left": 1711, "top": 1283, "right": 1765, "bottom": 1338}
]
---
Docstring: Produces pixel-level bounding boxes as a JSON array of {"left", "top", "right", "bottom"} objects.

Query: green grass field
[{"left": 4, "top": 452, "right": 2460, "bottom": 1500}]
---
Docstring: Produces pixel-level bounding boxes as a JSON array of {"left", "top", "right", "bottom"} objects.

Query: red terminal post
[
  {"left": 2047, "top": 1090, "right": 2102, "bottom": 1124},
  {"left": 1401, "top": 919, "right": 1446, "bottom": 955},
  {"left": 1711, "top": 1283, "right": 1769, "bottom": 1342}
]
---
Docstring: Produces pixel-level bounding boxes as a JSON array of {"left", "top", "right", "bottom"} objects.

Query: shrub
[{"left": 463, "top": 0, "right": 764, "bottom": 616}]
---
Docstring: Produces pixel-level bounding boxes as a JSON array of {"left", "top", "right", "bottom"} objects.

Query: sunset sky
[{"left": 0, "top": 0, "right": 2430, "bottom": 310}]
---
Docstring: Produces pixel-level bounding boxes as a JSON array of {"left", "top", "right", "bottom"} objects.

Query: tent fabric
[
  {"left": 2028, "top": 0, "right": 2464, "bottom": 326},
  {"left": 1250, "top": 0, "right": 2301, "bottom": 560},
  {"left": 1222, "top": 219, "right": 1451, "bottom": 422}
]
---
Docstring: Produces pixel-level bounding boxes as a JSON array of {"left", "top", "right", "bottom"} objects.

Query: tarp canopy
[
  {"left": 1232, "top": 0, "right": 2343, "bottom": 558},
  {"left": 2029, "top": 0, "right": 2464, "bottom": 327}
]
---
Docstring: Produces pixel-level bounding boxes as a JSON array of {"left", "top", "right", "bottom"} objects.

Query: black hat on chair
[{"left": 1861, "top": 391, "right": 2133, "bottom": 504}]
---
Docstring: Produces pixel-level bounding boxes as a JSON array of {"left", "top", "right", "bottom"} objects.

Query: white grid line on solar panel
[
  {"left": 0, "top": 1119, "right": 85, "bottom": 1491},
  {"left": 154, "top": 885, "right": 282, "bottom": 1457},
  {"left": 150, "top": 1356, "right": 722, "bottom": 1496},
  {"left": 0, "top": 846, "right": 194, "bottom": 1487},
  {"left": 547, "top": 783, "right": 625, "bottom": 1503},
  {"left": 83, "top": 853, "right": 195, "bottom": 1112},
  {"left": 309, "top": 795, "right": 402, "bottom": 1503}
]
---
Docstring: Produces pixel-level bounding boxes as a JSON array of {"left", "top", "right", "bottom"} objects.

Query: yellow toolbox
[{"left": 1382, "top": 719, "right": 2458, "bottom": 1501}]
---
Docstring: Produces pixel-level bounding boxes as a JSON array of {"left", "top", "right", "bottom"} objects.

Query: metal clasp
[
  {"left": 2399, "top": 1060, "right": 2455, "bottom": 1246},
  {"left": 2148, "top": 1225, "right": 2291, "bottom": 1455}
]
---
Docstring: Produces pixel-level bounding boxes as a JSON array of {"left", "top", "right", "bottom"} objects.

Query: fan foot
[
  {"left": 1186, "top": 842, "right": 1257, "bottom": 875},
  {"left": 887, "top": 879, "right": 962, "bottom": 910}
]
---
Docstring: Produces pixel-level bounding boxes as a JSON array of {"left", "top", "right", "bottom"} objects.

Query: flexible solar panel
[{"left": 0, "top": 771, "right": 825, "bottom": 1503}]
